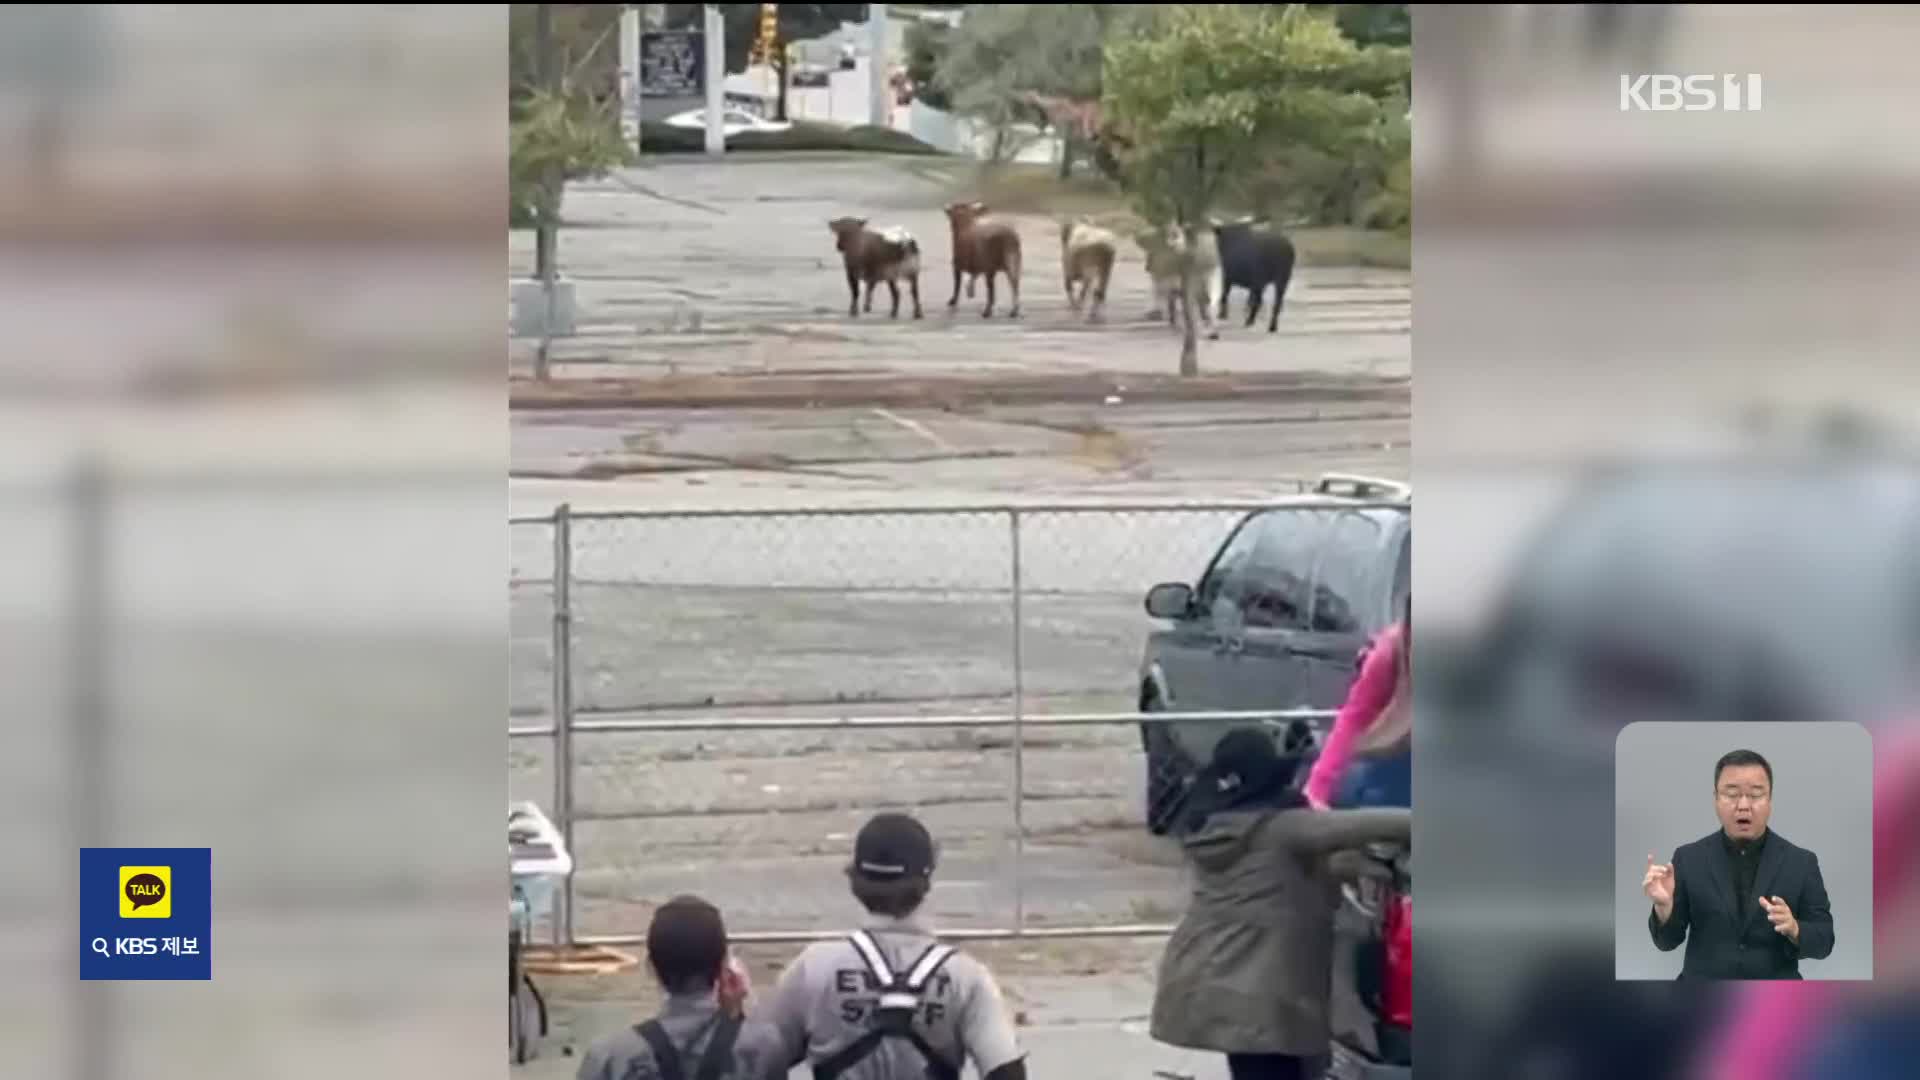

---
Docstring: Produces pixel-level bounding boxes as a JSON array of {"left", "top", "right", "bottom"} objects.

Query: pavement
[{"left": 506, "top": 156, "right": 1411, "bottom": 388}]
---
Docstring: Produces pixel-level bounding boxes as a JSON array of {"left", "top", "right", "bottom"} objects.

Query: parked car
[
  {"left": 663, "top": 107, "right": 793, "bottom": 138},
  {"left": 1137, "top": 473, "right": 1412, "bottom": 834}
]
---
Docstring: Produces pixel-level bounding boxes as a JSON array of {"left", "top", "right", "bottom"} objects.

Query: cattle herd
[{"left": 829, "top": 202, "right": 1300, "bottom": 337}]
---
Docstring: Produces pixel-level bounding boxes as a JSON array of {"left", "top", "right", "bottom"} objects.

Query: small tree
[
  {"left": 1103, "top": 5, "right": 1408, "bottom": 375},
  {"left": 932, "top": 4, "right": 1140, "bottom": 174},
  {"left": 509, "top": 6, "right": 633, "bottom": 266}
]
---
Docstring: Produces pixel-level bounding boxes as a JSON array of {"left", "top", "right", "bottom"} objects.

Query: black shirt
[{"left": 1722, "top": 827, "right": 1768, "bottom": 909}]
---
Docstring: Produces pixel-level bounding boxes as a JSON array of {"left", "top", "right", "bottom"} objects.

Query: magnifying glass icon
[{"left": 90, "top": 938, "right": 109, "bottom": 958}]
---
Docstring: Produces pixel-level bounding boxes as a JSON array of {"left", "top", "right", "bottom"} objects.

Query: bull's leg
[
  {"left": 1268, "top": 274, "right": 1288, "bottom": 332},
  {"left": 1007, "top": 267, "right": 1021, "bottom": 319},
  {"left": 909, "top": 274, "right": 923, "bottom": 320},
  {"left": 846, "top": 272, "right": 861, "bottom": 317},
  {"left": 1065, "top": 271, "right": 1079, "bottom": 313},
  {"left": 948, "top": 266, "right": 962, "bottom": 308},
  {"left": 966, "top": 274, "right": 977, "bottom": 300},
  {"left": 982, "top": 270, "right": 996, "bottom": 318},
  {"left": 1245, "top": 287, "right": 1264, "bottom": 328},
  {"left": 865, "top": 280, "right": 878, "bottom": 313},
  {"left": 1218, "top": 285, "right": 1232, "bottom": 321},
  {"left": 887, "top": 278, "right": 902, "bottom": 319}
]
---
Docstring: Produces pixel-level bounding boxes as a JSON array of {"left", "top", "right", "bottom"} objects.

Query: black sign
[{"left": 641, "top": 30, "right": 704, "bottom": 97}]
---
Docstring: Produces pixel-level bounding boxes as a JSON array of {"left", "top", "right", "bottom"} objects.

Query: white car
[{"left": 663, "top": 107, "right": 792, "bottom": 138}]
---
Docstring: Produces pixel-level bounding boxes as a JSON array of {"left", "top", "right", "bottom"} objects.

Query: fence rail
[{"left": 512, "top": 497, "right": 1401, "bottom": 944}]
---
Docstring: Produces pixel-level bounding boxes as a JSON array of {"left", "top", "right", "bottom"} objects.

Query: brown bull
[
  {"left": 944, "top": 201, "right": 1022, "bottom": 319},
  {"left": 828, "top": 217, "right": 923, "bottom": 319}
]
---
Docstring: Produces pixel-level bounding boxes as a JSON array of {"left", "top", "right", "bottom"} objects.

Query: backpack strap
[
  {"left": 815, "top": 937, "right": 964, "bottom": 1080},
  {"left": 693, "top": 1012, "right": 742, "bottom": 1080},
  {"left": 636, "top": 1020, "right": 687, "bottom": 1080}
]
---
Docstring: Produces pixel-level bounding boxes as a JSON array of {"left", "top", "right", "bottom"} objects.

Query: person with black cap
[
  {"left": 1149, "top": 724, "right": 1412, "bottom": 1080},
  {"left": 574, "top": 894, "right": 788, "bottom": 1080},
  {"left": 755, "top": 811, "right": 1028, "bottom": 1080}
]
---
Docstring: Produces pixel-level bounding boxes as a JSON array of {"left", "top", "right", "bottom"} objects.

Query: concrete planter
[{"left": 510, "top": 277, "right": 578, "bottom": 338}]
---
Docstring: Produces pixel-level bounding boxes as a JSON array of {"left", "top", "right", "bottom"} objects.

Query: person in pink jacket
[{"left": 1304, "top": 597, "right": 1411, "bottom": 811}]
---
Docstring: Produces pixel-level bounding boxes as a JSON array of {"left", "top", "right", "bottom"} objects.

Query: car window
[
  {"left": 1230, "top": 510, "right": 1328, "bottom": 631},
  {"left": 1195, "top": 516, "right": 1262, "bottom": 623},
  {"left": 1310, "top": 511, "right": 1387, "bottom": 634}
]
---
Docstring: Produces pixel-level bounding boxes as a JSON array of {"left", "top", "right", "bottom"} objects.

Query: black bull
[{"left": 1213, "top": 222, "right": 1298, "bottom": 333}]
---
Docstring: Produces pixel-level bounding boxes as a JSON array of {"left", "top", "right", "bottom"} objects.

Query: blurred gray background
[
  {"left": 1614, "top": 722, "right": 1874, "bottom": 981},
  {"left": 1415, "top": 4, "right": 1920, "bottom": 1078}
]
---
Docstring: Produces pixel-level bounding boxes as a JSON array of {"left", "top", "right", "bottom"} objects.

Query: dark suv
[{"left": 1137, "top": 474, "right": 1412, "bottom": 833}]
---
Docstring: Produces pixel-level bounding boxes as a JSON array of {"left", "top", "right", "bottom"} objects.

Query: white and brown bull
[{"left": 827, "top": 217, "right": 923, "bottom": 319}]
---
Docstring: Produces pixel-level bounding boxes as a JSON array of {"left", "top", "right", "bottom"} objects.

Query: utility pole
[
  {"left": 704, "top": 5, "right": 726, "bottom": 157},
  {"left": 868, "top": 3, "right": 891, "bottom": 128},
  {"left": 619, "top": 5, "right": 640, "bottom": 151}
]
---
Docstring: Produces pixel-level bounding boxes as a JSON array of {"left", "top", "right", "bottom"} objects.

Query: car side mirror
[{"left": 1145, "top": 582, "right": 1195, "bottom": 620}]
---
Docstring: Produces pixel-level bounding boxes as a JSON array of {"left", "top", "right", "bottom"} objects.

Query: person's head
[
  {"left": 646, "top": 894, "right": 730, "bottom": 996},
  {"left": 1183, "top": 723, "right": 1312, "bottom": 833},
  {"left": 1714, "top": 749, "right": 1774, "bottom": 840},
  {"left": 845, "top": 812, "right": 936, "bottom": 919}
]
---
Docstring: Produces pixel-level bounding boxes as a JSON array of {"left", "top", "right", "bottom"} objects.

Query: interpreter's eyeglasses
[{"left": 1716, "top": 790, "right": 1770, "bottom": 806}]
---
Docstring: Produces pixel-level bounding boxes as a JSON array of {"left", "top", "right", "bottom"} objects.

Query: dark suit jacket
[{"left": 1648, "top": 828, "right": 1836, "bottom": 979}]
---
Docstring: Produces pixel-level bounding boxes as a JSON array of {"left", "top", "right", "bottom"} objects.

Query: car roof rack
[{"left": 1313, "top": 473, "right": 1411, "bottom": 502}]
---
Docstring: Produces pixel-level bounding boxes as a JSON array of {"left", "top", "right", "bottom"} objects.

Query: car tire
[{"left": 1142, "top": 695, "right": 1194, "bottom": 836}]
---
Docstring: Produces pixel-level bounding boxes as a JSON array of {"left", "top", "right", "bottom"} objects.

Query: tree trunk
[
  {"left": 534, "top": 2, "right": 559, "bottom": 382},
  {"left": 534, "top": 3, "right": 558, "bottom": 285},
  {"left": 1177, "top": 221, "right": 1200, "bottom": 377},
  {"left": 1057, "top": 134, "right": 1074, "bottom": 179},
  {"left": 1177, "top": 287, "right": 1199, "bottom": 377},
  {"left": 775, "top": 48, "right": 790, "bottom": 121}
]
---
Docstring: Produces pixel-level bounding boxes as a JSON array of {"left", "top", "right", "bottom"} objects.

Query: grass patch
[
  {"left": 935, "top": 161, "right": 1410, "bottom": 269},
  {"left": 1289, "top": 225, "right": 1410, "bottom": 270},
  {"left": 638, "top": 120, "right": 945, "bottom": 156}
]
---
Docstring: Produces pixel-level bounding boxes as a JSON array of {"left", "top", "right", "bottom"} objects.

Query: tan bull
[{"left": 1059, "top": 218, "right": 1118, "bottom": 323}]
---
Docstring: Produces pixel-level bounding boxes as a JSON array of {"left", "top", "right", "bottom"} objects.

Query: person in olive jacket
[{"left": 1149, "top": 725, "right": 1412, "bottom": 1080}]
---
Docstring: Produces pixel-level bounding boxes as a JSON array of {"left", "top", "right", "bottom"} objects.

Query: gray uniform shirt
[
  {"left": 754, "top": 916, "right": 1025, "bottom": 1079},
  {"left": 576, "top": 992, "right": 789, "bottom": 1080}
]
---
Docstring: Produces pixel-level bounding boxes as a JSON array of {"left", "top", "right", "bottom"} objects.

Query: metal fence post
[
  {"left": 551, "top": 502, "right": 575, "bottom": 946},
  {"left": 1008, "top": 508, "right": 1025, "bottom": 936}
]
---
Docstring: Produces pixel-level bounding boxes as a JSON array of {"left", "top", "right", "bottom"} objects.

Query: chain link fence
[{"left": 510, "top": 488, "right": 1412, "bottom": 945}]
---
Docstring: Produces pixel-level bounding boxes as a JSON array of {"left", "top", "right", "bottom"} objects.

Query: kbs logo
[
  {"left": 119, "top": 865, "right": 171, "bottom": 918},
  {"left": 1620, "top": 74, "right": 1763, "bottom": 112}
]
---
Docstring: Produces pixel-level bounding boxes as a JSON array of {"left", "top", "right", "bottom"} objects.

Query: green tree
[
  {"left": 903, "top": 17, "right": 954, "bottom": 112},
  {"left": 509, "top": 5, "right": 633, "bottom": 239},
  {"left": 1102, "top": 5, "right": 1408, "bottom": 375},
  {"left": 932, "top": 4, "right": 1141, "bottom": 173}
]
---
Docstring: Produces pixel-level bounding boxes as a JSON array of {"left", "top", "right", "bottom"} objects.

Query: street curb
[{"left": 508, "top": 372, "right": 1410, "bottom": 411}]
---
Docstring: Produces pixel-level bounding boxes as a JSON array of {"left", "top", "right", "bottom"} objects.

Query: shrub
[{"left": 637, "top": 121, "right": 944, "bottom": 156}]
